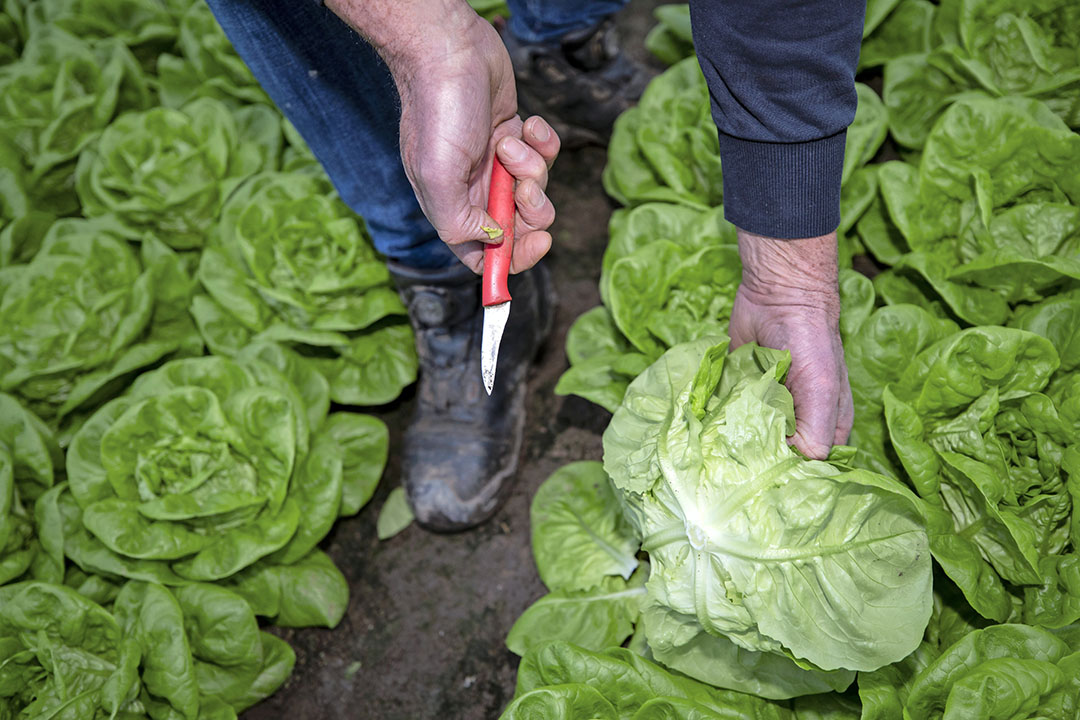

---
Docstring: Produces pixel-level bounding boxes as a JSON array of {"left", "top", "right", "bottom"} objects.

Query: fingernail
[
  {"left": 526, "top": 182, "right": 543, "bottom": 208},
  {"left": 503, "top": 137, "right": 527, "bottom": 161},
  {"left": 531, "top": 120, "right": 550, "bottom": 142}
]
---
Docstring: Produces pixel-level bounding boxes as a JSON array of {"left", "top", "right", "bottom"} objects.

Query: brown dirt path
[{"left": 243, "top": 3, "right": 663, "bottom": 718}]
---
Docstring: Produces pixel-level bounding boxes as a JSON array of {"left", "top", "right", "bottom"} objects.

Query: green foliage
[
  {"left": 604, "top": 339, "right": 932, "bottom": 686},
  {"left": 0, "top": 0, "right": 410, "bottom": 711},
  {"left": 883, "top": 0, "right": 1080, "bottom": 149},
  {"left": 0, "top": 26, "right": 152, "bottom": 214},
  {"left": 502, "top": 642, "right": 861, "bottom": 720},
  {"left": 192, "top": 170, "right": 416, "bottom": 404},
  {"left": 63, "top": 350, "right": 386, "bottom": 591},
  {"left": 376, "top": 487, "right": 414, "bottom": 540},
  {"left": 0, "top": 579, "right": 293, "bottom": 717},
  {"left": 644, "top": 4, "right": 693, "bottom": 66},
  {"left": 861, "top": 97, "right": 1080, "bottom": 325},
  {"left": 0, "top": 393, "right": 62, "bottom": 585},
  {"left": 602, "top": 58, "right": 722, "bottom": 209},
  {"left": 0, "top": 221, "right": 201, "bottom": 427},
  {"left": 156, "top": 0, "right": 270, "bottom": 109},
  {"left": 883, "top": 327, "right": 1079, "bottom": 623},
  {"left": 75, "top": 97, "right": 281, "bottom": 249}
]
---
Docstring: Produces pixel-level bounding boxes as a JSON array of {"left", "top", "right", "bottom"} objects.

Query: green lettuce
[
  {"left": 860, "top": 0, "right": 936, "bottom": 69},
  {"left": 644, "top": 4, "right": 693, "bottom": 66},
  {"left": 863, "top": 98, "right": 1080, "bottom": 325},
  {"left": 75, "top": 96, "right": 281, "bottom": 249},
  {"left": 885, "top": 0, "right": 1080, "bottom": 148},
  {"left": 555, "top": 204, "right": 738, "bottom": 413},
  {"left": 602, "top": 338, "right": 932, "bottom": 692},
  {"left": 0, "top": 393, "right": 62, "bottom": 586},
  {"left": 602, "top": 58, "right": 723, "bottom": 209},
  {"left": 23, "top": 0, "right": 180, "bottom": 69},
  {"left": 191, "top": 171, "right": 416, "bottom": 405},
  {"left": 839, "top": 272, "right": 961, "bottom": 477},
  {"left": 0, "top": 220, "right": 201, "bottom": 429},
  {"left": 882, "top": 326, "right": 1079, "bottom": 622},
  {"left": 62, "top": 347, "right": 386, "bottom": 606},
  {"left": 0, "top": 26, "right": 152, "bottom": 215},
  {"left": 506, "top": 462, "right": 645, "bottom": 656},
  {"left": 502, "top": 641, "right": 861, "bottom": 720},
  {"left": 860, "top": 621, "right": 1080, "bottom": 720},
  {"left": 156, "top": 0, "right": 270, "bottom": 109},
  {"left": 884, "top": 0, "right": 1080, "bottom": 149},
  {"left": 0, "top": 579, "right": 292, "bottom": 718}
]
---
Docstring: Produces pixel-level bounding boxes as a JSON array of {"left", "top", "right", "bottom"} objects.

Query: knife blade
[{"left": 481, "top": 155, "right": 515, "bottom": 395}]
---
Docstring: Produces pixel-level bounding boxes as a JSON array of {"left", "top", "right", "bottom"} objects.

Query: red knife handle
[{"left": 483, "top": 155, "right": 514, "bottom": 307}]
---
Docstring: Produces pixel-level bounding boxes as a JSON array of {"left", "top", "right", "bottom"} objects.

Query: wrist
[{"left": 736, "top": 229, "right": 840, "bottom": 310}]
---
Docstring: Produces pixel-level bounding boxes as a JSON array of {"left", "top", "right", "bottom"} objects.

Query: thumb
[{"left": 439, "top": 204, "right": 506, "bottom": 248}]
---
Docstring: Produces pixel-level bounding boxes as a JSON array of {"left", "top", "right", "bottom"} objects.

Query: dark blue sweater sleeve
[{"left": 688, "top": 0, "right": 865, "bottom": 238}]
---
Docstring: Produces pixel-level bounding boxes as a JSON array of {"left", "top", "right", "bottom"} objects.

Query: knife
[{"left": 481, "top": 155, "right": 515, "bottom": 396}]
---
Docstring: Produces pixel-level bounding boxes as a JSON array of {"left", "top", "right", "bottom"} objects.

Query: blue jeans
[{"left": 207, "top": 0, "right": 627, "bottom": 269}]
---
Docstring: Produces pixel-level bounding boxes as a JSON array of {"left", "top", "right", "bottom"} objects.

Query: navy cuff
[{"left": 718, "top": 130, "right": 846, "bottom": 239}]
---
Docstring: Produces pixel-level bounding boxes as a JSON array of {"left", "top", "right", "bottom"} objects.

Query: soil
[{"left": 242, "top": 3, "right": 665, "bottom": 719}]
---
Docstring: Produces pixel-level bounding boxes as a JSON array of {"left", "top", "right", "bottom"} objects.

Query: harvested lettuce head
[{"left": 602, "top": 337, "right": 933, "bottom": 694}]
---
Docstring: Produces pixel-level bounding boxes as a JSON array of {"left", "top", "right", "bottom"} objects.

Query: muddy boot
[
  {"left": 497, "top": 16, "right": 657, "bottom": 147},
  {"left": 389, "top": 260, "right": 555, "bottom": 532}
]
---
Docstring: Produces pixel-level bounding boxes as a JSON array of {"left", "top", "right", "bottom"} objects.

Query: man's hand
[
  {"left": 729, "top": 229, "right": 853, "bottom": 459},
  {"left": 325, "top": 0, "right": 559, "bottom": 273}
]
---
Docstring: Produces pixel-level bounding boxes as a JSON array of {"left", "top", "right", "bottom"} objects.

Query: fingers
[
  {"left": 522, "top": 115, "right": 560, "bottom": 170},
  {"left": 442, "top": 203, "right": 510, "bottom": 248},
  {"left": 496, "top": 135, "right": 550, "bottom": 192},
  {"left": 437, "top": 115, "right": 560, "bottom": 275},
  {"left": 834, "top": 361, "right": 854, "bottom": 446},
  {"left": 788, "top": 361, "right": 841, "bottom": 461},
  {"left": 510, "top": 231, "right": 552, "bottom": 274}
]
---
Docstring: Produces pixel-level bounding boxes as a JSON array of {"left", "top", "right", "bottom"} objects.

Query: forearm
[
  {"left": 323, "top": 0, "right": 478, "bottom": 79},
  {"left": 688, "top": 0, "right": 864, "bottom": 238}
]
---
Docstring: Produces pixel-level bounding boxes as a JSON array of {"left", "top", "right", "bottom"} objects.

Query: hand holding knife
[{"left": 480, "top": 156, "right": 515, "bottom": 395}]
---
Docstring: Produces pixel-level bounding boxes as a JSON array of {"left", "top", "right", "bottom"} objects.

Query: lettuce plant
[
  {"left": 643, "top": 4, "right": 693, "bottom": 66},
  {"left": 0, "top": 26, "right": 152, "bottom": 214},
  {"left": 859, "top": 621, "right": 1080, "bottom": 720},
  {"left": 505, "top": 462, "right": 646, "bottom": 657},
  {"left": 863, "top": 97, "right": 1080, "bottom": 325},
  {"left": 0, "top": 393, "right": 61, "bottom": 586},
  {"left": 156, "top": 0, "right": 271, "bottom": 109},
  {"left": 839, "top": 272, "right": 961, "bottom": 478},
  {"left": 602, "top": 58, "right": 724, "bottom": 209},
  {"left": 62, "top": 346, "right": 386, "bottom": 607},
  {"left": 0, "top": 579, "right": 294, "bottom": 718},
  {"left": 0, "top": 220, "right": 201, "bottom": 429},
  {"left": 555, "top": 204, "right": 737, "bottom": 413},
  {"left": 75, "top": 97, "right": 281, "bottom": 249},
  {"left": 23, "top": 0, "right": 181, "bottom": 69},
  {"left": 860, "top": 0, "right": 936, "bottom": 69},
  {"left": 602, "top": 338, "right": 932, "bottom": 693},
  {"left": 192, "top": 171, "right": 417, "bottom": 405},
  {"left": 884, "top": 0, "right": 1080, "bottom": 148},
  {"left": 502, "top": 641, "right": 861, "bottom": 720},
  {"left": 882, "top": 326, "right": 1080, "bottom": 623}
]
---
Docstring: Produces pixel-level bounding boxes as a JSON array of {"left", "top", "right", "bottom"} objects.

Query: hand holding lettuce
[{"left": 507, "top": 338, "right": 934, "bottom": 710}]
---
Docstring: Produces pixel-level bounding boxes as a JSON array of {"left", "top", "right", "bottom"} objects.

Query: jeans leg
[
  {"left": 506, "top": 0, "right": 631, "bottom": 43},
  {"left": 206, "top": 0, "right": 456, "bottom": 269}
]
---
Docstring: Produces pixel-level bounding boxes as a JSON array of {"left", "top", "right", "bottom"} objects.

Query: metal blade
[{"left": 481, "top": 301, "right": 511, "bottom": 396}]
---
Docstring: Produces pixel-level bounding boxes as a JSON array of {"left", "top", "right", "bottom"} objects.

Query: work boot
[
  {"left": 389, "top": 260, "right": 555, "bottom": 532},
  {"left": 497, "top": 16, "right": 657, "bottom": 147}
]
